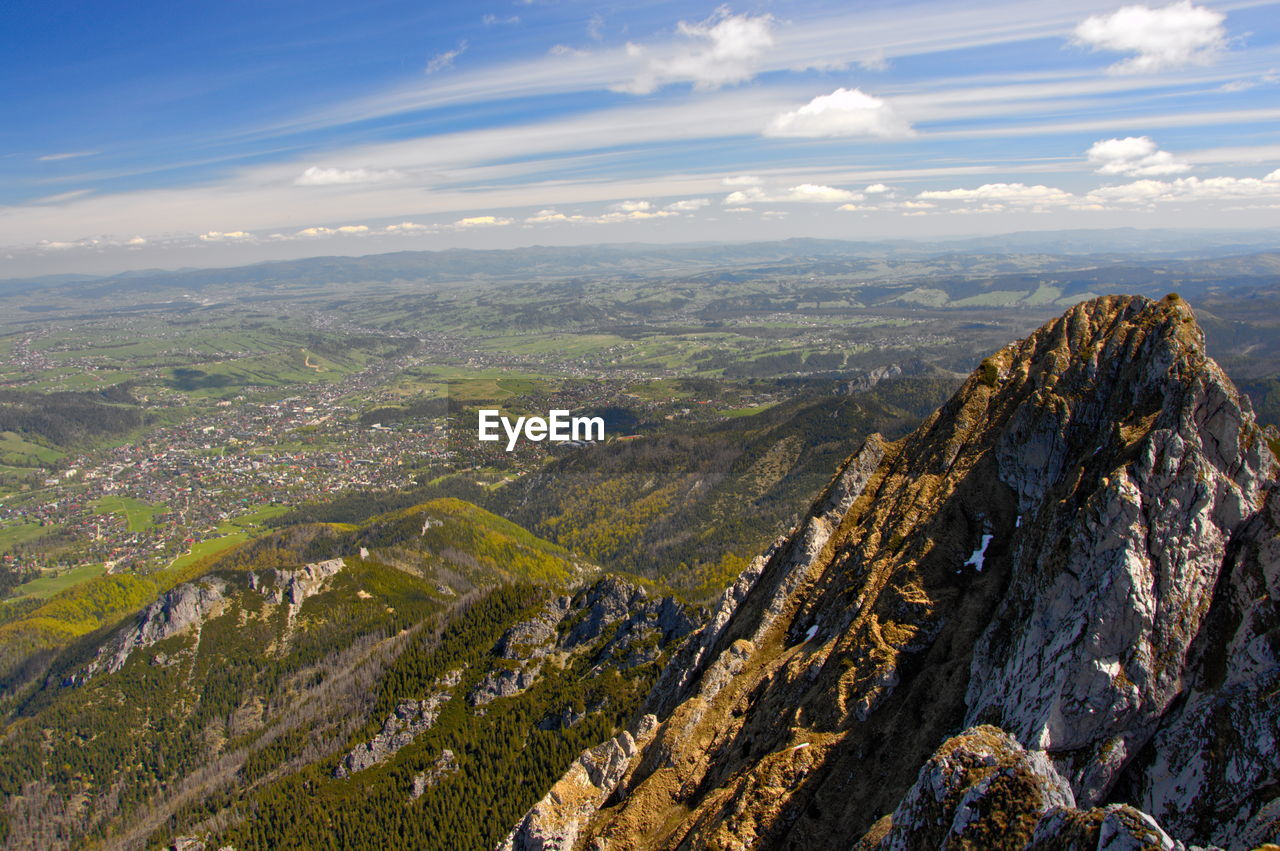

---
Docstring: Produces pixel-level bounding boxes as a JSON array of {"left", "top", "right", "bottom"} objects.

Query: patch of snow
[
  {"left": 804, "top": 625, "right": 819, "bottom": 643},
  {"left": 1015, "top": 516, "right": 1022, "bottom": 528},
  {"left": 965, "top": 534, "right": 994, "bottom": 572}
]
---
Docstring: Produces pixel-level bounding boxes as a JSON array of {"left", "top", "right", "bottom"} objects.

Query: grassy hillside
[{"left": 0, "top": 498, "right": 596, "bottom": 849}]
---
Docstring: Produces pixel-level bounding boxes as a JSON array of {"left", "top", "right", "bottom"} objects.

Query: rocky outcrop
[
  {"left": 856, "top": 726, "right": 1193, "bottom": 850},
  {"left": 529, "top": 296, "right": 1280, "bottom": 850},
  {"left": 335, "top": 668, "right": 462, "bottom": 778},
  {"left": 81, "top": 578, "right": 229, "bottom": 680},
  {"left": 410, "top": 749, "right": 458, "bottom": 800},
  {"left": 499, "top": 715, "right": 660, "bottom": 851},
  {"left": 469, "top": 577, "right": 700, "bottom": 710}
]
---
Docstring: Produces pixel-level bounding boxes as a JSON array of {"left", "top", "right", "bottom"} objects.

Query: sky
[{"left": 3, "top": 0, "right": 1280, "bottom": 276}]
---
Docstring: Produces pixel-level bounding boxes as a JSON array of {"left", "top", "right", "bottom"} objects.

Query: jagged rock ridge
[{"left": 502, "top": 295, "right": 1280, "bottom": 850}]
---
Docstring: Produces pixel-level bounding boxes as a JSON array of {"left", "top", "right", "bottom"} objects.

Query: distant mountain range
[{"left": 4, "top": 229, "right": 1280, "bottom": 298}]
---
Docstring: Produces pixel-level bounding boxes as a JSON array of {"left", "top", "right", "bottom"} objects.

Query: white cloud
[
  {"left": 454, "top": 215, "right": 512, "bottom": 227},
  {"left": 1086, "top": 136, "right": 1189, "bottom": 176},
  {"left": 296, "top": 225, "right": 369, "bottom": 237},
  {"left": 523, "top": 206, "right": 678, "bottom": 226},
  {"left": 782, "top": 183, "right": 862, "bottom": 202},
  {"left": 295, "top": 166, "right": 405, "bottom": 186},
  {"left": 37, "top": 151, "right": 97, "bottom": 162},
  {"left": 764, "top": 88, "right": 915, "bottom": 139},
  {"left": 864, "top": 183, "right": 892, "bottom": 195},
  {"left": 917, "top": 183, "right": 1074, "bottom": 204},
  {"left": 1072, "top": 1, "right": 1227, "bottom": 74},
  {"left": 525, "top": 209, "right": 573, "bottom": 223},
  {"left": 616, "top": 8, "right": 774, "bottom": 94},
  {"left": 384, "top": 221, "right": 433, "bottom": 232},
  {"left": 481, "top": 14, "right": 519, "bottom": 26},
  {"left": 33, "top": 190, "right": 93, "bottom": 204},
  {"left": 1088, "top": 169, "right": 1280, "bottom": 203},
  {"left": 426, "top": 41, "right": 468, "bottom": 74},
  {"left": 724, "top": 183, "right": 862, "bottom": 205},
  {"left": 127, "top": 236, "right": 147, "bottom": 246},
  {"left": 722, "top": 174, "right": 761, "bottom": 186},
  {"left": 199, "top": 230, "right": 253, "bottom": 242},
  {"left": 664, "top": 198, "right": 710, "bottom": 211}
]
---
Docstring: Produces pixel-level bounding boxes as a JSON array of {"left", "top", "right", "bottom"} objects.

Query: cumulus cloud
[
  {"left": 127, "top": 236, "right": 147, "bottom": 246},
  {"left": 1088, "top": 169, "right": 1280, "bottom": 203},
  {"left": 616, "top": 8, "right": 774, "bottom": 94},
  {"left": 199, "top": 230, "right": 253, "bottom": 242},
  {"left": 454, "top": 215, "right": 512, "bottom": 227},
  {"left": 917, "top": 183, "right": 1074, "bottom": 205},
  {"left": 764, "top": 88, "right": 915, "bottom": 139},
  {"left": 384, "top": 221, "right": 433, "bottom": 232},
  {"left": 295, "top": 166, "right": 404, "bottom": 186},
  {"left": 1072, "top": 1, "right": 1227, "bottom": 74},
  {"left": 426, "top": 41, "right": 468, "bottom": 74},
  {"left": 296, "top": 225, "right": 369, "bottom": 237},
  {"left": 664, "top": 198, "right": 710, "bottom": 211},
  {"left": 1086, "top": 136, "right": 1190, "bottom": 176},
  {"left": 724, "top": 183, "right": 863, "bottom": 205},
  {"left": 864, "top": 183, "right": 892, "bottom": 195},
  {"left": 522, "top": 207, "right": 678, "bottom": 226}
]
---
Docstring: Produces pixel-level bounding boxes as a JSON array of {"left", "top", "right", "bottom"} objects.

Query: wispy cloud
[
  {"left": 426, "top": 41, "right": 468, "bottom": 74},
  {"left": 37, "top": 151, "right": 97, "bottom": 162}
]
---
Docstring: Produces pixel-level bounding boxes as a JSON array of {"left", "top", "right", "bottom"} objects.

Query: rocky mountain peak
[{"left": 502, "top": 294, "right": 1280, "bottom": 850}]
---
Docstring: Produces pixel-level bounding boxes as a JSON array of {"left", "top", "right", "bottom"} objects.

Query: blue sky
[{"left": 3, "top": 0, "right": 1280, "bottom": 275}]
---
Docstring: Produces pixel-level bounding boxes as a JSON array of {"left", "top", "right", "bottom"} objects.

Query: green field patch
[
  {"left": 166, "top": 532, "right": 251, "bottom": 573},
  {"left": 721, "top": 401, "right": 782, "bottom": 418},
  {"left": 10, "top": 562, "right": 107, "bottom": 600},
  {"left": 0, "top": 521, "right": 58, "bottom": 551},
  {"left": 0, "top": 431, "right": 64, "bottom": 467},
  {"left": 92, "top": 496, "right": 163, "bottom": 532}
]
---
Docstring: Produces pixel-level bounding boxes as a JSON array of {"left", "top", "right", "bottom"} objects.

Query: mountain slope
[
  {"left": 503, "top": 294, "right": 1279, "bottom": 849},
  {"left": 0, "top": 498, "right": 612, "bottom": 849}
]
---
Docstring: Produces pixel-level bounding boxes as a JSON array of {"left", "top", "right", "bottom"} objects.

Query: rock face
[
  {"left": 335, "top": 668, "right": 462, "bottom": 778},
  {"left": 508, "top": 296, "right": 1280, "bottom": 850},
  {"left": 468, "top": 577, "right": 700, "bottom": 709},
  {"left": 82, "top": 578, "right": 229, "bottom": 679}
]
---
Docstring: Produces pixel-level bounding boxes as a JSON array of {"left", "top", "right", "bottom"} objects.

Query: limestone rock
[{"left": 521, "top": 296, "right": 1280, "bottom": 851}]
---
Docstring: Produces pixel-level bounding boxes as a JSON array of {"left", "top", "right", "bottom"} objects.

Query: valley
[{"left": 1, "top": 239, "right": 1279, "bottom": 849}]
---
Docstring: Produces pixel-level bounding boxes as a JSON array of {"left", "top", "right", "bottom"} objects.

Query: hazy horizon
[{"left": 5, "top": 0, "right": 1280, "bottom": 278}]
